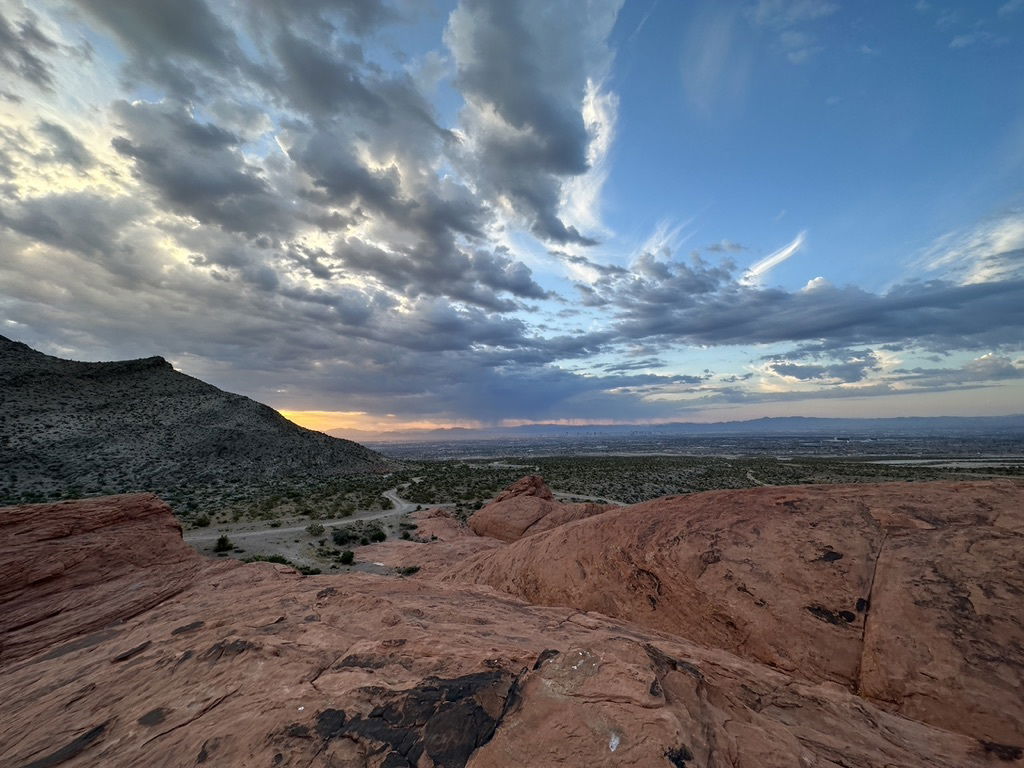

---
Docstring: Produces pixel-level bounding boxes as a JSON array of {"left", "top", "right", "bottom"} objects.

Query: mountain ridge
[{"left": 0, "top": 336, "right": 394, "bottom": 504}]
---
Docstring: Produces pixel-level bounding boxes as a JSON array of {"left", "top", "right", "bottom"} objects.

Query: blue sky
[{"left": 0, "top": 0, "right": 1022, "bottom": 433}]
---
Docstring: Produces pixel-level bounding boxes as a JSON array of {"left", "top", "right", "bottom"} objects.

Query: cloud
[
  {"left": 110, "top": 99, "right": 296, "bottom": 237},
  {"left": 705, "top": 239, "right": 746, "bottom": 253},
  {"left": 445, "top": 0, "right": 622, "bottom": 244},
  {"left": 741, "top": 230, "right": 805, "bottom": 284},
  {"left": 0, "top": 192, "right": 146, "bottom": 258},
  {"left": 0, "top": 5, "right": 57, "bottom": 90},
  {"left": 766, "top": 351, "right": 881, "bottom": 383},
  {"left": 34, "top": 120, "right": 96, "bottom": 169},
  {"left": 69, "top": 0, "right": 250, "bottom": 98},
  {"left": 747, "top": 0, "right": 838, "bottom": 64},
  {"left": 681, "top": 4, "right": 749, "bottom": 116},
  {"left": 749, "top": 0, "right": 839, "bottom": 27},
  {"left": 916, "top": 212, "right": 1024, "bottom": 285}
]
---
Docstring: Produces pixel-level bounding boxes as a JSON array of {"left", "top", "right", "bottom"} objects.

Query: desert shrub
[
  {"left": 193, "top": 514, "right": 211, "bottom": 527},
  {"left": 243, "top": 553, "right": 289, "bottom": 564},
  {"left": 340, "top": 550, "right": 354, "bottom": 565},
  {"left": 332, "top": 528, "right": 352, "bottom": 546},
  {"left": 213, "top": 534, "right": 232, "bottom": 552},
  {"left": 397, "top": 565, "right": 420, "bottom": 576},
  {"left": 306, "top": 522, "right": 325, "bottom": 536},
  {"left": 370, "top": 528, "right": 387, "bottom": 543}
]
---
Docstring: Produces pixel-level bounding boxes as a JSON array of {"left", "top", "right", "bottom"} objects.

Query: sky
[{"left": 0, "top": 0, "right": 1022, "bottom": 435}]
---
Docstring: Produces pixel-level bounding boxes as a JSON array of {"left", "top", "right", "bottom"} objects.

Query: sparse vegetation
[{"left": 214, "top": 534, "right": 233, "bottom": 552}]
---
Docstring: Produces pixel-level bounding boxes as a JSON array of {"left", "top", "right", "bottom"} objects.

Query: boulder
[{"left": 469, "top": 476, "right": 611, "bottom": 542}]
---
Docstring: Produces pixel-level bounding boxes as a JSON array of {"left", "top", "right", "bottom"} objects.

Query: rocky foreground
[{"left": 1, "top": 479, "right": 1022, "bottom": 767}]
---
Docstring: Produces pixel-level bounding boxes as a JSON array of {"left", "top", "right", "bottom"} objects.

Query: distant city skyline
[{"left": 1, "top": 0, "right": 1022, "bottom": 434}]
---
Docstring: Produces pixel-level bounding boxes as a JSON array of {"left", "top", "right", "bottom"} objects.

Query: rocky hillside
[
  {"left": 0, "top": 336, "right": 393, "bottom": 502},
  {"left": 1, "top": 480, "right": 1022, "bottom": 766}
]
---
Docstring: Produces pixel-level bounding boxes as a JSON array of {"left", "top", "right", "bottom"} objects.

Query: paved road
[
  {"left": 184, "top": 487, "right": 416, "bottom": 544},
  {"left": 382, "top": 487, "right": 417, "bottom": 515}
]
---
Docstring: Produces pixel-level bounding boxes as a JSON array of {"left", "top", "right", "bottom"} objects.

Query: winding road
[{"left": 184, "top": 486, "right": 419, "bottom": 544}]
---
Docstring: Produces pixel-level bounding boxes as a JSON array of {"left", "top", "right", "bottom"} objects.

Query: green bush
[
  {"left": 193, "top": 514, "right": 211, "bottom": 527},
  {"left": 340, "top": 550, "right": 355, "bottom": 565},
  {"left": 370, "top": 528, "right": 387, "bottom": 543},
  {"left": 213, "top": 534, "right": 232, "bottom": 552},
  {"left": 332, "top": 528, "right": 352, "bottom": 546},
  {"left": 306, "top": 522, "right": 325, "bottom": 537}
]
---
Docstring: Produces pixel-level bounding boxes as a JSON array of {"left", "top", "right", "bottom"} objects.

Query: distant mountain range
[
  {"left": 330, "top": 414, "right": 1024, "bottom": 443},
  {"left": 0, "top": 336, "right": 393, "bottom": 500}
]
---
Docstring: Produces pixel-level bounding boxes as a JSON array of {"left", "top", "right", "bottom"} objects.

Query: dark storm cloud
[
  {"left": 767, "top": 353, "right": 881, "bottom": 383},
  {"left": 446, "top": 0, "right": 618, "bottom": 245},
  {"left": 69, "top": 0, "right": 250, "bottom": 98},
  {"left": 34, "top": 120, "right": 95, "bottom": 169},
  {"left": 0, "top": 7, "right": 57, "bottom": 90},
  {"left": 270, "top": 31, "right": 389, "bottom": 120},
  {"left": 335, "top": 239, "right": 551, "bottom": 311},
  {"left": 110, "top": 100, "right": 295, "bottom": 237},
  {"left": 586, "top": 249, "right": 1024, "bottom": 353},
  {"left": 0, "top": 192, "right": 143, "bottom": 258}
]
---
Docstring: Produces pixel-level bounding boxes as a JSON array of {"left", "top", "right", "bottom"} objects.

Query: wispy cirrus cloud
[{"left": 741, "top": 230, "right": 806, "bottom": 285}]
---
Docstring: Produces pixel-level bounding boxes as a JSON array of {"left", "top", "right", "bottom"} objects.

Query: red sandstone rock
[
  {"left": 491, "top": 474, "right": 554, "bottom": 502},
  {"left": 444, "top": 480, "right": 1024, "bottom": 746},
  {"left": 0, "top": 493, "right": 228, "bottom": 663},
  {"left": 1, "top": 486, "right": 1022, "bottom": 767},
  {"left": 469, "top": 476, "right": 611, "bottom": 542}
]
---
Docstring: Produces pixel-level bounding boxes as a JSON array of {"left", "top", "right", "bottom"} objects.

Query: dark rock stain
[
  {"left": 199, "top": 639, "right": 256, "bottom": 663},
  {"left": 315, "top": 708, "right": 346, "bottom": 740},
  {"left": 532, "top": 649, "right": 560, "bottom": 670},
  {"left": 171, "top": 620, "right": 205, "bottom": 635},
  {"left": 40, "top": 628, "right": 120, "bottom": 661},
  {"left": 338, "top": 653, "right": 389, "bottom": 670},
  {"left": 111, "top": 640, "right": 151, "bottom": 663},
  {"left": 284, "top": 724, "right": 310, "bottom": 739},
  {"left": 137, "top": 707, "right": 171, "bottom": 726},
  {"left": 665, "top": 744, "right": 694, "bottom": 766},
  {"left": 313, "top": 669, "right": 518, "bottom": 768},
  {"left": 196, "top": 737, "right": 220, "bottom": 764},
  {"left": 644, "top": 644, "right": 703, "bottom": 681},
  {"left": 981, "top": 740, "right": 1023, "bottom": 761},
  {"left": 21, "top": 721, "right": 108, "bottom": 768},
  {"left": 806, "top": 605, "right": 856, "bottom": 625},
  {"left": 818, "top": 549, "right": 843, "bottom": 562}
]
